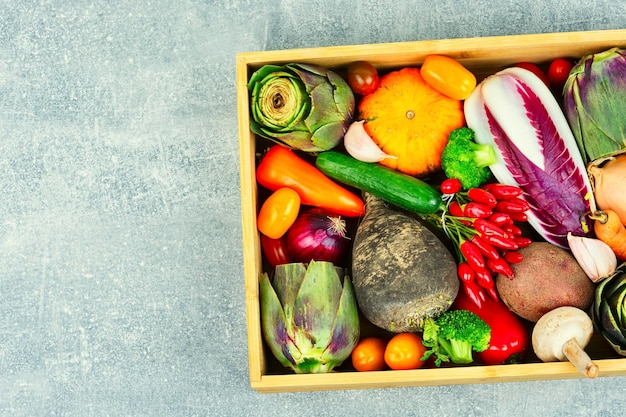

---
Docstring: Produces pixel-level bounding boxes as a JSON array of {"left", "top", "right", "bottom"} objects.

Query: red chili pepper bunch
[{"left": 430, "top": 178, "right": 533, "bottom": 306}]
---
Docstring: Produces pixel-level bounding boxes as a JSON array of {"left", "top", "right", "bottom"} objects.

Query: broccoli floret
[
  {"left": 421, "top": 309, "right": 491, "bottom": 366},
  {"left": 441, "top": 127, "right": 497, "bottom": 190}
]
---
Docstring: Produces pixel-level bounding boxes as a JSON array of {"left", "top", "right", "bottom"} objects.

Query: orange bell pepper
[{"left": 256, "top": 146, "right": 365, "bottom": 217}]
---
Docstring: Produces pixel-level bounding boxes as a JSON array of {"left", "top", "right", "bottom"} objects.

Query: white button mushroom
[{"left": 531, "top": 306, "right": 599, "bottom": 378}]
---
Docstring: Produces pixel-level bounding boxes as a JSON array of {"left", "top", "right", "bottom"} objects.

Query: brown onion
[
  {"left": 286, "top": 208, "right": 350, "bottom": 266},
  {"left": 589, "top": 151, "right": 626, "bottom": 225}
]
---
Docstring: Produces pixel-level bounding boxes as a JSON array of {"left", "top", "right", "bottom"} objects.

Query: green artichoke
[
  {"left": 260, "top": 260, "right": 359, "bottom": 373},
  {"left": 564, "top": 47, "right": 626, "bottom": 164},
  {"left": 248, "top": 63, "right": 355, "bottom": 152},
  {"left": 592, "top": 264, "right": 626, "bottom": 356}
]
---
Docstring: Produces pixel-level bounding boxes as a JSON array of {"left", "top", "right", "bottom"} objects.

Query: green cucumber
[{"left": 315, "top": 151, "right": 443, "bottom": 215}]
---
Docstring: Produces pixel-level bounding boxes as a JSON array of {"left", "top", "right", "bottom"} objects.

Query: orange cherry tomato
[
  {"left": 351, "top": 337, "right": 387, "bottom": 372},
  {"left": 384, "top": 333, "right": 427, "bottom": 370},
  {"left": 257, "top": 187, "right": 301, "bottom": 239},
  {"left": 420, "top": 55, "right": 477, "bottom": 100}
]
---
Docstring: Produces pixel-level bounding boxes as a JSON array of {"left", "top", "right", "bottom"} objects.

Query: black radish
[{"left": 351, "top": 193, "right": 459, "bottom": 333}]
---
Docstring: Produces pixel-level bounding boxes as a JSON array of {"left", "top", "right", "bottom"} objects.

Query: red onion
[{"left": 286, "top": 208, "right": 350, "bottom": 265}]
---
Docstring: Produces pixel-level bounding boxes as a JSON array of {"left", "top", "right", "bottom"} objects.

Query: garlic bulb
[
  {"left": 567, "top": 232, "right": 617, "bottom": 283},
  {"left": 343, "top": 121, "right": 396, "bottom": 163}
]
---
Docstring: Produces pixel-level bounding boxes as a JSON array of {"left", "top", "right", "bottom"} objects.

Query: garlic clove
[
  {"left": 567, "top": 232, "right": 617, "bottom": 283},
  {"left": 343, "top": 120, "right": 397, "bottom": 163}
]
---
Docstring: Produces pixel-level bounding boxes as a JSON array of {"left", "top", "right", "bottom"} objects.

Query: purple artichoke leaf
[
  {"left": 564, "top": 48, "right": 626, "bottom": 162},
  {"left": 291, "top": 63, "right": 329, "bottom": 78},
  {"left": 614, "top": 289, "right": 626, "bottom": 324},
  {"left": 607, "top": 276, "right": 626, "bottom": 315},
  {"left": 327, "top": 70, "right": 356, "bottom": 116},
  {"left": 599, "top": 327, "right": 626, "bottom": 357},
  {"left": 269, "top": 130, "right": 323, "bottom": 153},
  {"left": 259, "top": 273, "right": 298, "bottom": 368},
  {"left": 325, "top": 277, "right": 360, "bottom": 358},
  {"left": 599, "top": 301, "right": 626, "bottom": 347},
  {"left": 310, "top": 122, "right": 350, "bottom": 151},
  {"left": 306, "top": 83, "right": 345, "bottom": 131},
  {"left": 603, "top": 274, "right": 626, "bottom": 301},
  {"left": 292, "top": 261, "right": 344, "bottom": 349},
  {"left": 288, "top": 63, "right": 328, "bottom": 93},
  {"left": 273, "top": 263, "right": 308, "bottom": 307}
]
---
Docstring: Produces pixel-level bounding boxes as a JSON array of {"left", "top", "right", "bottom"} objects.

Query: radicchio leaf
[{"left": 477, "top": 70, "right": 593, "bottom": 247}]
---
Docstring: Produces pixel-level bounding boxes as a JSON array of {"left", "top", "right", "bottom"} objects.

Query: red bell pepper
[{"left": 453, "top": 289, "right": 529, "bottom": 365}]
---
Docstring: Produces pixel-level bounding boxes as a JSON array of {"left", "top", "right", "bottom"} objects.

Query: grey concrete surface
[{"left": 1, "top": 1, "right": 625, "bottom": 416}]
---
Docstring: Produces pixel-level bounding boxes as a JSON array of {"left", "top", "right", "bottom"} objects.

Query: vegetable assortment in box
[{"left": 236, "top": 29, "right": 626, "bottom": 393}]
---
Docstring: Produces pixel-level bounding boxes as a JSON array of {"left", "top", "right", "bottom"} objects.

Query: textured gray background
[{"left": 1, "top": 1, "right": 625, "bottom": 416}]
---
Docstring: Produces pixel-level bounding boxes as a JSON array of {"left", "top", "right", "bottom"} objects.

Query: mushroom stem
[{"left": 562, "top": 337, "right": 599, "bottom": 378}]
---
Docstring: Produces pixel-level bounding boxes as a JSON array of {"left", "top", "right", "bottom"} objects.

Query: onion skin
[
  {"left": 286, "top": 208, "right": 351, "bottom": 266},
  {"left": 589, "top": 152, "right": 626, "bottom": 226}
]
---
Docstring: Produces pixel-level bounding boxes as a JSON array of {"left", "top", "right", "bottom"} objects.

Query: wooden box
[{"left": 236, "top": 29, "right": 626, "bottom": 393}]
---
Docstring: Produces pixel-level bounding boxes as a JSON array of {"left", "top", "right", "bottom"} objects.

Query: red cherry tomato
[
  {"left": 347, "top": 61, "right": 379, "bottom": 95},
  {"left": 513, "top": 62, "right": 550, "bottom": 87},
  {"left": 440, "top": 178, "right": 462, "bottom": 194},
  {"left": 547, "top": 58, "right": 575, "bottom": 92},
  {"left": 260, "top": 234, "right": 292, "bottom": 268}
]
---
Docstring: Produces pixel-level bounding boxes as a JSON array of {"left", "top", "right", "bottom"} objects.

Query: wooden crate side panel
[
  {"left": 252, "top": 359, "right": 626, "bottom": 393},
  {"left": 236, "top": 55, "right": 266, "bottom": 384}
]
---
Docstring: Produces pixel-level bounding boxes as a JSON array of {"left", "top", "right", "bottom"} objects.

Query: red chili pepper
[
  {"left": 481, "top": 183, "right": 523, "bottom": 200},
  {"left": 473, "top": 218, "right": 511, "bottom": 239},
  {"left": 488, "top": 212, "right": 513, "bottom": 226},
  {"left": 504, "top": 251, "right": 524, "bottom": 264},
  {"left": 474, "top": 266, "right": 495, "bottom": 289},
  {"left": 460, "top": 280, "right": 486, "bottom": 309},
  {"left": 453, "top": 289, "right": 529, "bottom": 365},
  {"left": 495, "top": 198, "right": 530, "bottom": 214},
  {"left": 457, "top": 262, "right": 475, "bottom": 283},
  {"left": 467, "top": 188, "right": 497, "bottom": 208},
  {"left": 484, "top": 286, "right": 500, "bottom": 302},
  {"left": 462, "top": 202, "right": 493, "bottom": 218},
  {"left": 441, "top": 178, "right": 462, "bottom": 194},
  {"left": 260, "top": 234, "right": 293, "bottom": 268},
  {"left": 481, "top": 233, "right": 519, "bottom": 251},
  {"left": 460, "top": 240, "right": 485, "bottom": 270},
  {"left": 470, "top": 235, "right": 500, "bottom": 261},
  {"left": 512, "top": 236, "right": 533, "bottom": 249},
  {"left": 508, "top": 211, "right": 529, "bottom": 222},
  {"left": 448, "top": 201, "right": 471, "bottom": 225},
  {"left": 448, "top": 201, "right": 464, "bottom": 217},
  {"left": 502, "top": 223, "right": 522, "bottom": 236},
  {"left": 487, "top": 257, "right": 514, "bottom": 279}
]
